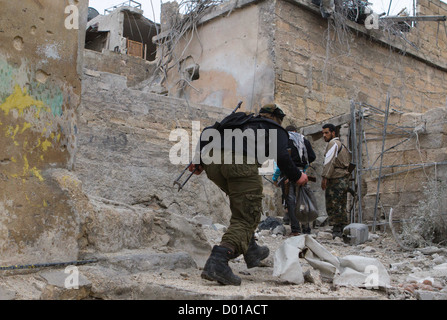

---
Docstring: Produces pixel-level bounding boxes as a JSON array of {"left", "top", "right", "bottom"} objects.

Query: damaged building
[
  {"left": 150, "top": 0, "right": 447, "bottom": 231},
  {"left": 83, "top": 2, "right": 160, "bottom": 87},
  {"left": 0, "top": 0, "right": 447, "bottom": 300},
  {"left": 85, "top": 1, "right": 158, "bottom": 61}
]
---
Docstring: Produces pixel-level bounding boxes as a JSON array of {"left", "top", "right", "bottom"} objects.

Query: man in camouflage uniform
[
  {"left": 189, "top": 104, "right": 308, "bottom": 285},
  {"left": 321, "top": 123, "right": 351, "bottom": 238}
]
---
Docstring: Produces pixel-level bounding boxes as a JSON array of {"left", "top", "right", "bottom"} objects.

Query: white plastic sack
[
  {"left": 272, "top": 236, "right": 306, "bottom": 284},
  {"left": 334, "top": 255, "right": 391, "bottom": 289},
  {"left": 273, "top": 235, "right": 390, "bottom": 289},
  {"left": 273, "top": 235, "right": 339, "bottom": 284}
]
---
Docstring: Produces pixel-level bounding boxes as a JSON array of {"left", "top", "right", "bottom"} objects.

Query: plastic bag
[{"left": 295, "top": 184, "right": 319, "bottom": 223}]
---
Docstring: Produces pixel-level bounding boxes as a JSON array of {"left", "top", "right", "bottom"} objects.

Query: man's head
[
  {"left": 285, "top": 125, "right": 297, "bottom": 132},
  {"left": 322, "top": 123, "right": 336, "bottom": 142},
  {"left": 259, "top": 104, "right": 286, "bottom": 125}
]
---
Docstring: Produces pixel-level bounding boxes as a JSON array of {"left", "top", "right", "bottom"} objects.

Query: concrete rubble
[
  {"left": 1, "top": 219, "right": 447, "bottom": 300},
  {"left": 2, "top": 0, "right": 447, "bottom": 302}
]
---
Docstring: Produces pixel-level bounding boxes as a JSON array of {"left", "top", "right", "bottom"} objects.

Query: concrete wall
[
  {"left": 83, "top": 49, "right": 157, "bottom": 87},
  {"left": 274, "top": 0, "right": 447, "bottom": 129},
  {"left": 361, "top": 107, "right": 447, "bottom": 221},
  {"left": 159, "top": 0, "right": 276, "bottom": 112},
  {"left": 0, "top": 0, "right": 88, "bottom": 265},
  {"left": 273, "top": 0, "right": 447, "bottom": 223},
  {"left": 77, "top": 70, "right": 231, "bottom": 223}
]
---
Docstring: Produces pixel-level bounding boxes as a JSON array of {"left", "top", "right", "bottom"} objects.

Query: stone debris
[{"left": 1, "top": 219, "right": 447, "bottom": 300}]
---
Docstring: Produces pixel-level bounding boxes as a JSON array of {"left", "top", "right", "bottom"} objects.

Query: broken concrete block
[
  {"left": 390, "top": 261, "right": 412, "bottom": 273},
  {"left": 39, "top": 269, "right": 92, "bottom": 300},
  {"left": 343, "top": 223, "right": 369, "bottom": 245},
  {"left": 272, "top": 225, "right": 286, "bottom": 236},
  {"left": 415, "top": 290, "right": 447, "bottom": 300},
  {"left": 317, "top": 231, "right": 333, "bottom": 240}
]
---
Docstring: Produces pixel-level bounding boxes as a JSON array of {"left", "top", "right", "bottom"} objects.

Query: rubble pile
[{"left": 1, "top": 217, "right": 447, "bottom": 300}]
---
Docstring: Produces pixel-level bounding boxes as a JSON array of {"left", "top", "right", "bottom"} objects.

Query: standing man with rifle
[{"left": 188, "top": 103, "right": 308, "bottom": 286}]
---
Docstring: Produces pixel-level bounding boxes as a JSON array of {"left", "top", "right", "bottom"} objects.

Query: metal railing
[{"left": 104, "top": 0, "right": 142, "bottom": 14}]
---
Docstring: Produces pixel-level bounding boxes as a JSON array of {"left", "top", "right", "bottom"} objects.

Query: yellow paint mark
[
  {"left": 30, "top": 167, "right": 44, "bottom": 181},
  {"left": 21, "top": 122, "right": 32, "bottom": 134},
  {"left": 23, "top": 155, "right": 29, "bottom": 174},
  {"left": 0, "top": 85, "right": 46, "bottom": 116},
  {"left": 11, "top": 157, "right": 16, "bottom": 163},
  {"left": 56, "top": 133, "right": 61, "bottom": 142},
  {"left": 41, "top": 139, "right": 52, "bottom": 152},
  {"left": 22, "top": 155, "right": 44, "bottom": 182},
  {"left": 12, "top": 125, "right": 19, "bottom": 138},
  {"left": 43, "top": 200, "right": 48, "bottom": 207},
  {"left": 26, "top": 194, "right": 30, "bottom": 202}
]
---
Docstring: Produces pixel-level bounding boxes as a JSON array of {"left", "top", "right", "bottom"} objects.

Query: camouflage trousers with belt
[
  {"left": 203, "top": 161, "right": 263, "bottom": 256},
  {"left": 325, "top": 176, "right": 349, "bottom": 230}
]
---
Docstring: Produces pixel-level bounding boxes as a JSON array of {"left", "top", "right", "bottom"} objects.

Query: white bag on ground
[{"left": 273, "top": 235, "right": 390, "bottom": 288}]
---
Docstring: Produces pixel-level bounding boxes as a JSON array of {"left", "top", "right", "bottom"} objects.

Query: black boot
[
  {"left": 201, "top": 245, "right": 241, "bottom": 286},
  {"left": 244, "top": 237, "right": 270, "bottom": 269}
]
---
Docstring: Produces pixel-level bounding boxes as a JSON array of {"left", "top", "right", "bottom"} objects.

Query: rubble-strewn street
[
  {"left": 2, "top": 0, "right": 447, "bottom": 302},
  {"left": 1, "top": 221, "right": 446, "bottom": 300}
]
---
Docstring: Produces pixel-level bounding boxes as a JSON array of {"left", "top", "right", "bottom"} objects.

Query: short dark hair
[
  {"left": 322, "top": 123, "right": 336, "bottom": 133},
  {"left": 285, "top": 125, "right": 297, "bottom": 132}
]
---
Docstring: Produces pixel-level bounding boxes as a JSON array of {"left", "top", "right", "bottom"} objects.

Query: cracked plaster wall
[{"left": 0, "top": 0, "right": 88, "bottom": 265}]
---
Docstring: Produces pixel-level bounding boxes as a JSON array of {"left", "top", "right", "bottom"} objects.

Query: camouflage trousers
[
  {"left": 203, "top": 161, "right": 263, "bottom": 256},
  {"left": 325, "top": 176, "right": 349, "bottom": 230}
]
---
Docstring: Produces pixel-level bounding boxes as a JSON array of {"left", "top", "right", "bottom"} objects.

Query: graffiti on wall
[{"left": 0, "top": 56, "right": 77, "bottom": 185}]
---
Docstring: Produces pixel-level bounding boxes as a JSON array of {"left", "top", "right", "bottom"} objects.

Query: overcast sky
[
  {"left": 88, "top": 0, "right": 445, "bottom": 23},
  {"left": 89, "top": 0, "right": 162, "bottom": 22}
]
